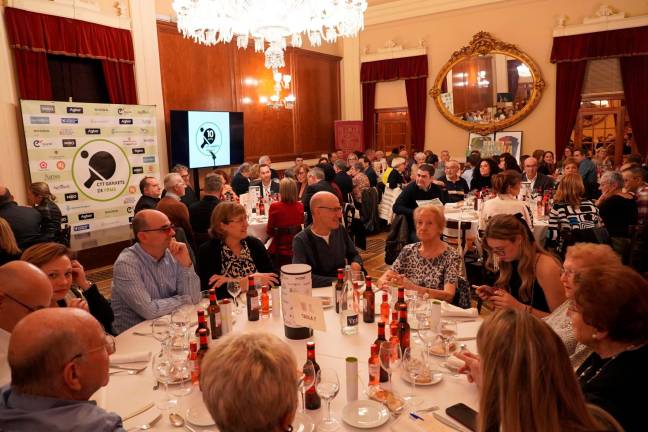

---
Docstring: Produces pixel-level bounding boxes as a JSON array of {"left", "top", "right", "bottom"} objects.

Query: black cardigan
[{"left": 197, "top": 236, "right": 275, "bottom": 299}]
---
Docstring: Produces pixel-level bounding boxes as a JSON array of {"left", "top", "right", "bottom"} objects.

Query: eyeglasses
[
  {"left": 68, "top": 333, "right": 116, "bottom": 364},
  {"left": 560, "top": 267, "right": 576, "bottom": 277},
  {"left": 3, "top": 292, "right": 46, "bottom": 313},
  {"left": 317, "top": 206, "right": 343, "bottom": 213},
  {"left": 140, "top": 224, "right": 175, "bottom": 233}
]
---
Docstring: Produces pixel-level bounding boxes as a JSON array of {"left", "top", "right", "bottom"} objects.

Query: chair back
[
  {"left": 59, "top": 224, "right": 71, "bottom": 247},
  {"left": 442, "top": 219, "right": 473, "bottom": 253},
  {"left": 270, "top": 224, "right": 302, "bottom": 269}
]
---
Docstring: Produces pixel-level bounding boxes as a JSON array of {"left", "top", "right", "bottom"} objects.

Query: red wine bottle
[{"left": 305, "top": 342, "right": 321, "bottom": 410}]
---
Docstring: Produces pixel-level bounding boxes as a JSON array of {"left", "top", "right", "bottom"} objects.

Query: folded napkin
[
  {"left": 110, "top": 351, "right": 151, "bottom": 365},
  {"left": 456, "top": 321, "right": 482, "bottom": 341},
  {"left": 391, "top": 413, "right": 456, "bottom": 432},
  {"left": 441, "top": 302, "right": 478, "bottom": 318}
]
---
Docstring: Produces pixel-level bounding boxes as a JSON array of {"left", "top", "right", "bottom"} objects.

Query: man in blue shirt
[
  {"left": 574, "top": 149, "right": 599, "bottom": 199},
  {"left": 111, "top": 209, "right": 201, "bottom": 334}
]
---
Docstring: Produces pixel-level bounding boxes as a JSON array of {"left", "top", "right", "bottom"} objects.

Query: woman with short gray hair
[
  {"left": 596, "top": 170, "right": 637, "bottom": 256},
  {"left": 201, "top": 332, "right": 298, "bottom": 432}
]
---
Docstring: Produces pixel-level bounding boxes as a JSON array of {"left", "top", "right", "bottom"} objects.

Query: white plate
[
  {"left": 292, "top": 411, "right": 315, "bottom": 432},
  {"left": 400, "top": 369, "right": 443, "bottom": 386},
  {"left": 314, "top": 296, "right": 334, "bottom": 309},
  {"left": 186, "top": 405, "right": 215, "bottom": 427},
  {"left": 342, "top": 399, "right": 390, "bottom": 429}
]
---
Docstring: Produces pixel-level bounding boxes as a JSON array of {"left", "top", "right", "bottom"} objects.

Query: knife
[
  {"left": 433, "top": 412, "right": 471, "bottom": 432},
  {"left": 122, "top": 402, "right": 154, "bottom": 422},
  {"left": 109, "top": 364, "right": 146, "bottom": 371}
]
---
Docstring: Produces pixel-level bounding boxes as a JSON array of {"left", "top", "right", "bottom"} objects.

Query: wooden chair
[{"left": 442, "top": 219, "right": 474, "bottom": 253}]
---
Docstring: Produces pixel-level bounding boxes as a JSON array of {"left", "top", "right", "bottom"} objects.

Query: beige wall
[{"left": 357, "top": 0, "right": 648, "bottom": 158}]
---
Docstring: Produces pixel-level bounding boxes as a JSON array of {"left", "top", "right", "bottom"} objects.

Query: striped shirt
[
  {"left": 546, "top": 200, "right": 602, "bottom": 245},
  {"left": 111, "top": 243, "right": 201, "bottom": 334}
]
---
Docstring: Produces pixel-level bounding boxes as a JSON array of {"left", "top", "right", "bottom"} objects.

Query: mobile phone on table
[
  {"left": 472, "top": 284, "right": 495, "bottom": 296},
  {"left": 446, "top": 403, "right": 478, "bottom": 431}
]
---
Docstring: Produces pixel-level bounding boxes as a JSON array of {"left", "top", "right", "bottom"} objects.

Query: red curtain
[
  {"left": 4, "top": 7, "right": 136, "bottom": 104},
  {"left": 551, "top": 26, "right": 648, "bottom": 63},
  {"left": 620, "top": 56, "right": 648, "bottom": 156},
  {"left": 362, "top": 82, "right": 376, "bottom": 149},
  {"left": 405, "top": 78, "right": 427, "bottom": 152},
  {"left": 554, "top": 61, "right": 587, "bottom": 158},
  {"left": 360, "top": 55, "right": 428, "bottom": 82}
]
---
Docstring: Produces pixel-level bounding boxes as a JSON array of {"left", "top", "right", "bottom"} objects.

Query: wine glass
[
  {"left": 227, "top": 280, "right": 242, "bottom": 313},
  {"left": 199, "top": 290, "right": 210, "bottom": 310},
  {"left": 401, "top": 347, "right": 427, "bottom": 408},
  {"left": 417, "top": 317, "right": 436, "bottom": 354},
  {"left": 298, "top": 360, "right": 316, "bottom": 413},
  {"left": 379, "top": 340, "right": 402, "bottom": 389},
  {"left": 438, "top": 319, "right": 458, "bottom": 358},
  {"left": 168, "top": 357, "right": 192, "bottom": 399},
  {"left": 152, "top": 350, "right": 178, "bottom": 410},
  {"left": 410, "top": 298, "right": 430, "bottom": 331},
  {"left": 151, "top": 317, "right": 170, "bottom": 344},
  {"left": 316, "top": 368, "right": 340, "bottom": 432}
]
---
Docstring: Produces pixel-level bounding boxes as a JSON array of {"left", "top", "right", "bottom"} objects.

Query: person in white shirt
[
  {"left": 480, "top": 170, "right": 533, "bottom": 230},
  {"left": 0, "top": 261, "right": 52, "bottom": 386}
]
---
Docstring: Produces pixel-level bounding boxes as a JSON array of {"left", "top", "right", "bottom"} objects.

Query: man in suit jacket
[
  {"left": 301, "top": 167, "right": 338, "bottom": 225},
  {"left": 333, "top": 160, "right": 353, "bottom": 201},
  {"left": 231, "top": 163, "right": 251, "bottom": 196},
  {"left": 250, "top": 164, "right": 280, "bottom": 198},
  {"left": 157, "top": 173, "right": 194, "bottom": 249},
  {"left": 189, "top": 174, "right": 222, "bottom": 238},
  {"left": 134, "top": 176, "right": 161, "bottom": 214},
  {"left": 522, "top": 157, "right": 554, "bottom": 193},
  {"left": 259, "top": 155, "right": 279, "bottom": 179},
  {"left": 171, "top": 164, "right": 198, "bottom": 207},
  {"left": 361, "top": 157, "right": 378, "bottom": 187}
]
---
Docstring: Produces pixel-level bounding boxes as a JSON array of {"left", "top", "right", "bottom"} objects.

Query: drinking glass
[
  {"left": 227, "top": 281, "right": 242, "bottom": 313},
  {"left": 410, "top": 298, "right": 430, "bottom": 331},
  {"left": 379, "top": 340, "right": 402, "bottom": 389},
  {"left": 152, "top": 350, "right": 178, "bottom": 410},
  {"left": 168, "top": 357, "right": 192, "bottom": 399},
  {"left": 438, "top": 319, "right": 458, "bottom": 358},
  {"left": 401, "top": 347, "right": 426, "bottom": 408},
  {"left": 298, "top": 360, "right": 316, "bottom": 413},
  {"left": 199, "top": 290, "right": 210, "bottom": 310},
  {"left": 417, "top": 318, "right": 436, "bottom": 354},
  {"left": 316, "top": 368, "right": 341, "bottom": 432},
  {"left": 171, "top": 306, "right": 192, "bottom": 333},
  {"left": 151, "top": 317, "right": 170, "bottom": 344}
]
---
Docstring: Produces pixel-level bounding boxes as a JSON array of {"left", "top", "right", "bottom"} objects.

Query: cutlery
[
  {"left": 126, "top": 413, "right": 162, "bottom": 431},
  {"left": 110, "top": 367, "right": 147, "bottom": 375},
  {"left": 432, "top": 412, "right": 470, "bottom": 432},
  {"left": 122, "top": 402, "right": 154, "bottom": 422},
  {"left": 110, "top": 364, "right": 148, "bottom": 371},
  {"left": 133, "top": 332, "right": 154, "bottom": 337},
  {"left": 169, "top": 412, "right": 197, "bottom": 432},
  {"left": 416, "top": 405, "right": 440, "bottom": 413}
]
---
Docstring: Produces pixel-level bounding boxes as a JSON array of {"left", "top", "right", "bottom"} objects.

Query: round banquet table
[{"left": 96, "top": 306, "right": 480, "bottom": 431}]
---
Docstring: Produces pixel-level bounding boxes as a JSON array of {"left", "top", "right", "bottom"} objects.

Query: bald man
[
  {"left": 0, "top": 308, "right": 124, "bottom": 430},
  {"left": 292, "top": 192, "right": 362, "bottom": 287},
  {"left": 0, "top": 261, "right": 52, "bottom": 386}
]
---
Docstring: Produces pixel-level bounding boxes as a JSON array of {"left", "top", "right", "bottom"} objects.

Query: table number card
[{"left": 287, "top": 293, "right": 326, "bottom": 332}]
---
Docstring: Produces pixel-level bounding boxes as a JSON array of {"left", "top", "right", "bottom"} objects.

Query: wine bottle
[
  {"left": 362, "top": 276, "right": 375, "bottom": 323},
  {"left": 261, "top": 285, "right": 270, "bottom": 318},
  {"left": 374, "top": 321, "right": 389, "bottom": 382},
  {"left": 196, "top": 328, "right": 209, "bottom": 366},
  {"left": 368, "top": 343, "right": 380, "bottom": 386},
  {"left": 398, "top": 303, "right": 410, "bottom": 351},
  {"left": 195, "top": 309, "right": 210, "bottom": 338},
  {"left": 188, "top": 340, "right": 199, "bottom": 383},
  {"left": 208, "top": 289, "right": 222, "bottom": 339},
  {"left": 305, "top": 342, "right": 321, "bottom": 410},
  {"left": 380, "top": 293, "right": 390, "bottom": 323},
  {"left": 246, "top": 276, "right": 259, "bottom": 321},
  {"left": 389, "top": 309, "right": 399, "bottom": 346},
  {"left": 340, "top": 270, "right": 359, "bottom": 335},
  {"left": 394, "top": 287, "right": 406, "bottom": 313},
  {"left": 335, "top": 268, "right": 344, "bottom": 313}
]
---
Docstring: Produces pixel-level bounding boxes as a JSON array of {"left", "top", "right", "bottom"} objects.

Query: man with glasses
[
  {"left": 522, "top": 156, "right": 554, "bottom": 194},
  {"left": 111, "top": 210, "right": 201, "bottom": 333},
  {"left": 0, "top": 308, "right": 124, "bottom": 430},
  {"left": 0, "top": 261, "right": 52, "bottom": 386},
  {"left": 171, "top": 164, "right": 198, "bottom": 207},
  {"left": 293, "top": 192, "right": 363, "bottom": 287},
  {"left": 438, "top": 160, "right": 469, "bottom": 203}
]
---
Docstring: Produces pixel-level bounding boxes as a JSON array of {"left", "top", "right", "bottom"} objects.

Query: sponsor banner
[{"left": 20, "top": 100, "right": 158, "bottom": 233}]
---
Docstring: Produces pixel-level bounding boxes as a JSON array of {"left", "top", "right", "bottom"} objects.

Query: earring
[{"left": 591, "top": 333, "right": 598, "bottom": 340}]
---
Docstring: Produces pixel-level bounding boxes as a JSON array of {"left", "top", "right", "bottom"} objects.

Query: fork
[
  {"left": 110, "top": 366, "right": 147, "bottom": 375},
  {"left": 126, "top": 413, "right": 162, "bottom": 431}
]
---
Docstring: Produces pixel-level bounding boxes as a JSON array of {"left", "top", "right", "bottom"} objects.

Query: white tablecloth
[
  {"left": 97, "top": 306, "right": 480, "bottom": 431},
  {"left": 247, "top": 215, "right": 269, "bottom": 243}
]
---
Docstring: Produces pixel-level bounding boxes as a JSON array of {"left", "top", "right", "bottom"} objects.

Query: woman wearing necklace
[{"left": 570, "top": 264, "right": 648, "bottom": 432}]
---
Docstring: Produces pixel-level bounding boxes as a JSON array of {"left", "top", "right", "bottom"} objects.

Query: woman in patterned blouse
[{"left": 378, "top": 205, "right": 460, "bottom": 302}]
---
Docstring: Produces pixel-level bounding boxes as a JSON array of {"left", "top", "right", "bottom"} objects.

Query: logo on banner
[
  {"left": 132, "top": 167, "right": 144, "bottom": 174},
  {"left": 67, "top": 107, "right": 84, "bottom": 114},
  {"left": 117, "top": 108, "right": 132, "bottom": 115},
  {"left": 53, "top": 184, "right": 71, "bottom": 191},
  {"left": 132, "top": 148, "right": 145, "bottom": 154},
  {"left": 30, "top": 116, "right": 50, "bottom": 124},
  {"left": 39, "top": 161, "right": 48, "bottom": 170},
  {"left": 119, "top": 119, "right": 133, "bottom": 125},
  {"left": 61, "top": 215, "right": 68, "bottom": 224},
  {"left": 59, "top": 128, "right": 74, "bottom": 136},
  {"left": 65, "top": 192, "right": 79, "bottom": 201},
  {"left": 62, "top": 139, "right": 77, "bottom": 147},
  {"left": 195, "top": 122, "right": 223, "bottom": 160},
  {"left": 79, "top": 212, "right": 95, "bottom": 220},
  {"left": 40, "top": 105, "right": 55, "bottom": 113},
  {"left": 74, "top": 224, "right": 90, "bottom": 232},
  {"left": 72, "top": 139, "right": 130, "bottom": 202},
  {"left": 85, "top": 128, "right": 101, "bottom": 135},
  {"left": 61, "top": 118, "right": 78, "bottom": 124},
  {"left": 143, "top": 156, "right": 156, "bottom": 163},
  {"left": 128, "top": 186, "right": 137, "bottom": 194},
  {"left": 56, "top": 161, "right": 66, "bottom": 170},
  {"left": 33, "top": 139, "right": 53, "bottom": 148}
]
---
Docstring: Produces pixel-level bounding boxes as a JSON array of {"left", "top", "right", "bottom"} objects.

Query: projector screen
[{"left": 170, "top": 110, "right": 244, "bottom": 169}]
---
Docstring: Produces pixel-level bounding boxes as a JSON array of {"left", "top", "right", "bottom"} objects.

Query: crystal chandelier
[{"left": 172, "top": 0, "right": 368, "bottom": 70}]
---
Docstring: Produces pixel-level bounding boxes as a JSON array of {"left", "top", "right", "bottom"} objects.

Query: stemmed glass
[
  {"left": 438, "top": 319, "right": 458, "bottom": 358},
  {"left": 298, "top": 360, "right": 316, "bottom": 412},
  {"left": 315, "top": 368, "right": 341, "bottom": 432},
  {"left": 379, "top": 340, "right": 402, "bottom": 389},
  {"left": 417, "top": 318, "right": 436, "bottom": 355},
  {"left": 199, "top": 290, "right": 210, "bottom": 310},
  {"left": 401, "top": 347, "right": 427, "bottom": 408},
  {"left": 151, "top": 317, "right": 170, "bottom": 344},
  {"left": 227, "top": 280, "right": 242, "bottom": 313},
  {"left": 152, "top": 350, "right": 178, "bottom": 410}
]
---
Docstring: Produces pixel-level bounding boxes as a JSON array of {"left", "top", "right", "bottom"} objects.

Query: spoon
[{"left": 169, "top": 412, "right": 197, "bottom": 432}]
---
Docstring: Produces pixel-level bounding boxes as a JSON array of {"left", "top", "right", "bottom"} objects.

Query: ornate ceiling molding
[{"left": 364, "top": 0, "right": 509, "bottom": 26}]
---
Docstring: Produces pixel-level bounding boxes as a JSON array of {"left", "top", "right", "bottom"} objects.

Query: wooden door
[{"left": 375, "top": 108, "right": 411, "bottom": 154}]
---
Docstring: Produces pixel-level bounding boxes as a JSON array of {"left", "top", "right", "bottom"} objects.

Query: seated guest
[
  {"left": 294, "top": 163, "right": 310, "bottom": 199},
  {"left": 134, "top": 176, "right": 161, "bottom": 214},
  {"left": 593, "top": 147, "right": 613, "bottom": 172},
  {"left": 157, "top": 172, "right": 194, "bottom": 248},
  {"left": 0, "top": 308, "right": 123, "bottom": 431},
  {"left": 318, "top": 162, "right": 344, "bottom": 203},
  {"left": 0, "top": 261, "right": 52, "bottom": 386},
  {"left": 498, "top": 153, "right": 522, "bottom": 173},
  {"left": 22, "top": 243, "right": 114, "bottom": 334},
  {"left": 538, "top": 150, "right": 557, "bottom": 176},
  {"left": 267, "top": 179, "right": 304, "bottom": 269},
  {"left": 438, "top": 160, "right": 469, "bottom": 203},
  {"left": 622, "top": 165, "right": 648, "bottom": 225},
  {"left": 259, "top": 155, "right": 279, "bottom": 179},
  {"left": 0, "top": 185, "right": 43, "bottom": 250},
  {"left": 202, "top": 332, "right": 297, "bottom": 432},
  {"left": 596, "top": 170, "right": 637, "bottom": 255},
  {"left": 387, "top": 157, "right": 407, "bottom": 189},
  {"left": 293, "top": 192, "right": 363, "bottom": 288},
  {"left": 572, "top": 265, "right": 648, "bottom": 432},
  {"left": 302, "top": 167, "right": 338, "bottom": 225},
  {"left": 557, "top": 146, "right": 574, "bottom": 169},
  {"left": 333, "top": 160, "right": 353, "bottom": 200},
  {"left": 231, "top": 162, "right": 252, "bottom": 196},
  {"left": 198, "top": 202, "right": 277, "bottom": 299},
  {"left": 111, "top": 210, "right": 200, "bottom": 333},
  {"left": 470, "top": 158, "right": 499, "bottom": 191},
  {"left": 477, "top": 214, "right": 565, "bottom": 316},
  {"left": 546, "top": 173, "right": 601, "bottom": 251},
  {"left": 480, "top": 170, "right": 533, "bottom": 230},
  {"left": 348, "top": 162, "right": 370, "bottom": 204},
  {"left": 378, "top": 206, "right": 460, "bottom": 302},
  {"left": 434, "top": 150, "right": 450, "bottom": 179},
  {"left": 461, "top": 154, "right": 480, "bottom": 187},
  {"left": 250, "top": 164, "right": 280, "bottom": 199},
  {"left": 561, "top": 157, "right": 579, "bottom": 176},
  {"left": 573, "top": 149, "right": 599, "bottom": 199},
  {"left": 28, "top": 182, "right": 62, "bottom": 242},
  {"left": 189, "top": 174, "right": 222, "bottom": 240},
  {"left": 211, "top": 169, "right": 239, "bottom": 201},
  {"left": 393, "top": 164, "right": 445, "bottom": 240},
  {"left": 171, "top": 164, "right": 198, "bottom": 207},
  {"left": 0, "top": 218, "right": 21, "bottom": 266},
  {"left": 457, "top": 309, "right": 617, "bottom": 432},
  {"left": 362, "top": 156, "right": 378, "bottom": 187},
  {"left": 522, "top": 156, "right": 554, "bottom": 194}
]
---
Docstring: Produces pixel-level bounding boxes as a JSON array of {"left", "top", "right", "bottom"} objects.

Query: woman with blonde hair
[
  {"left": 477, "top": 214, "right": 564, "bottom": 315},
  {"left": 459, "top": 309, "right": 616, "bottom": 432},
  {"left": 198, "top": 202, "right": 277, "bottom": 299},
  {"left": 21, "top": 242, "right": 114, "bottom": 333},
  {"left": 479, "top": 170, "right": 532, "bottom": 230},
  {"left": 0, "top": 217, "right": 21, "bottom": 265},
  {"left": 546, "top": 173, "right": 601, "bottom": 251},
  {"left": 28, "top": 182, "right": 62, "bottom": 242},
  {"left": 266, "top": 178, "right": 304, "bottom": 268}
]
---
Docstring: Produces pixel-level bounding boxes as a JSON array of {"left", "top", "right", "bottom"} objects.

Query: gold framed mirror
[{"left": 429, "top": 31, "right": 545, "bottom": 135}]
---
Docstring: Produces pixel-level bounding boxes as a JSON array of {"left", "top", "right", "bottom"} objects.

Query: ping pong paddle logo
[
  {"left": 72, "top": 139, "right": 131, "bottom": 202},
  {"left": 194, "top": 122, "right": 222, "bottom": 158}
]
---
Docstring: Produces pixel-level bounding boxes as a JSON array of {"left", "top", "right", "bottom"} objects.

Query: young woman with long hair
[{"left": 479, "top": 170, "right": 532, "bottom": 230}]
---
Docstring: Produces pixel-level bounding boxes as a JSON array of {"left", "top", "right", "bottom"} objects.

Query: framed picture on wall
[
  {"left": 467, "top": 132, "right": 496, "bottom": 158},
  {"left": 494, "top": 131, "right": 523, "bottom": 162}
]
